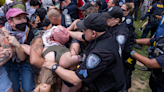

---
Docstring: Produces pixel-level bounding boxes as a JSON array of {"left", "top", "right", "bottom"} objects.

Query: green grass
[{"left": 130, "top": 10, "right": 151, "bottom": 92}]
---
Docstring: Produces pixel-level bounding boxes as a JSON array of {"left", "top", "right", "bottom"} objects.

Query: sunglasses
[{"left": 122, "top": 9, "right": 127, "bottom": 11}]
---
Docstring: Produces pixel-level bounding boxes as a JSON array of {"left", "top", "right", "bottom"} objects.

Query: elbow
[
  {"left": 145, "top": 60, "right": 155, "bottom": 69},
  {"left": 72, "top": 75, "right": 81, "bottom": 86},
  {"left": 146, "top": 63, "right": 153, "bottom": 69},
  {"left": 72, "top": 80, "right": 80, "bottom": 86},
  {"left": 30, "top": 56, "right": 38, "bottom": 65}
]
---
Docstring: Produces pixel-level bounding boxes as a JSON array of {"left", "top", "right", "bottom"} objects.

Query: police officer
[
  {"left": 102, "top": 6, "right": 135, "bottom": 90},
  {"left": 131, "top": 36, "right": 164, "bottom": 92},
  {"left": 136, "top": 0, "right": 164, "bottom": 49},
  {"left": 121, "top": 3, "right": 137, "bottom": 90},
  {"left": 58, "top": 0, "right": 79, "bottom": 19},
  {"left": 42, "top": 13, "right": 126, "bottom": 92},
  {"left": 102, "top": 6, "right": 129, "bottom": 50}
]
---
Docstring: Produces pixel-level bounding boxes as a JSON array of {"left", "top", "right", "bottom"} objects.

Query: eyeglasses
[{"left": 122, "top": 9, "right": 127, "bottom": 11}]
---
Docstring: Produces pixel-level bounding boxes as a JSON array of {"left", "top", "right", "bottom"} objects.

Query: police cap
[
  {"left": 102, "top": 6, "right": 123, "bottom": 18},
  {"left": 76, "top": 13, "right": 108, "bottom": 32}
]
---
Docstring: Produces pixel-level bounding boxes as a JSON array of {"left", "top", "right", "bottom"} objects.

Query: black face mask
[
  {"left": 15, "top": 23, "right": 27, "bottom": 31},
  {"left": 37, "top": 22, "right": 43, "bottom": 28}
]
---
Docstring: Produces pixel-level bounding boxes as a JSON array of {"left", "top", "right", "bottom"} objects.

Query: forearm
[
  {"left": 67, "top": 19, "right": 80, "bottom": 31},
  {"left": 0, "top": 31, "right": 12, "bottom": 66},
  {"left": 67, "top": 31, "right": 84, "bottom": 41},
  {"left": 155, "top": 15, "right": 162, "bottom": 19},
  {"left": 55, "top": 66, "right": 82, "bottom": 85},
  {"left": 136, "top": 38, "right": 151, "bottom": 45},
  {"left": 0, "top": 50, "right": 12, "bottom": 66},
  {"left": 30, "top": 38, "right": 45, "bottom": 68},
  {"left": 15, "top": 44, "right": 27, "bottom": 61},
  {"left": 132, "top": 52, "right": 161, "bottom": 68}
]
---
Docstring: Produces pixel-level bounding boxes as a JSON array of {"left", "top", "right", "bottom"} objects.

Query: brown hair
[
  {"left": 83, "top": 6, "right": 98, "bottom": 17},
  {"left": 125, "top": 3, "right": 134, "bottom": 11}
]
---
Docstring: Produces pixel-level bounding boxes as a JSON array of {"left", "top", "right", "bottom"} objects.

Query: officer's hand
[
  {"left": 42, "top": 60, "right": 57, "bottom": 70},
  {"left": 140, "top": 20, "right": 142, "bottom": 24}
]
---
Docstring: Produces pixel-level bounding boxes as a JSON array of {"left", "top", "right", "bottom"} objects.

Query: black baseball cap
[
  {"left": 102, "top": 6, "right": 123, "bottom": 18},
  {"left": 76, "top": 13, "right": 108, "bottom": 32},
  {"left": 78, "top": 3, "right": 93, "bottom": 11}
]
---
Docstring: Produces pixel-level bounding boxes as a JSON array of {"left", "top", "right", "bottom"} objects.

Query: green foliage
[{"left": 130, "top": 10, "right": 152, "bottom": 92}]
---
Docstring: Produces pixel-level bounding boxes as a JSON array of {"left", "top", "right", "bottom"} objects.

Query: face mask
[
  {"left": 15, "top": 23, "right": 27, "bottom": 31},
  {"left": 37, "top": 22, "right": 43, "bottom": 28}
]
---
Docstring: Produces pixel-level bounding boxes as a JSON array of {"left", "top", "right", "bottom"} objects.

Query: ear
[
  {"left": 92, "top": 30, "right": 97, "bottom": 38},
  {"left": 116, "top": 18, "right": 120, "bottom": 23},
  {"left": 127, "top": 10, "right": 130, "bottom": 14},
  {"left": 8, "top": 20, "right": 12, "bottom": 25},
  {"left": 96, "top": 6, "right": 99, "bottom": 10}
]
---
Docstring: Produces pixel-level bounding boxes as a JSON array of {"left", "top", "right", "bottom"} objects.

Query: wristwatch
[{"left": 52, "top": 64, "right": 59, "bottom": 71}]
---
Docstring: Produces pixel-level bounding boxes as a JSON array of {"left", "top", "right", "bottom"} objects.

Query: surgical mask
[{"left": 15, "top": 23, "right": 27, "bottom": 31}]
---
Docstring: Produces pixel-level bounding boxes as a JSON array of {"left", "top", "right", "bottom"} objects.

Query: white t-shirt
[{"left": 5, "top": 0, "right": 13, "bottom": 4}]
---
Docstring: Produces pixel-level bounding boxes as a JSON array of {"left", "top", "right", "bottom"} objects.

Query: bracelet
[{"left": 130, "top": 50, "right": 136, "bottom": 56}]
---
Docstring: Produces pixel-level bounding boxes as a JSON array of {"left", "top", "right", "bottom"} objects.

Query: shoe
[
  {"left": 138, "top": 28, "right": 143, "bottom": 32},
  {"left": 141, "top": 67, "right": 151, "bottom": 71},
  {"left": 135, "top": 19, "right": 137, "bottom": 21},
  {"left": 134, "top": 44, "right": 142, "bottom": 49}
]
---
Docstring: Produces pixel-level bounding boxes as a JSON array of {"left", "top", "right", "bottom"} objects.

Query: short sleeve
[{"left": 155, "top": 55, "right": 164, "bottom": 69}]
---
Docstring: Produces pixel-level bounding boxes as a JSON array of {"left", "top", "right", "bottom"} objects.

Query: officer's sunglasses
[{"left": 122, "top": 9, "right": 127, "bottom": 11}]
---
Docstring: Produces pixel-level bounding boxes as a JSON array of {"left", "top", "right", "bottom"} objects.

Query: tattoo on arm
[
  {"left": 32, "top": 39, "right": 43, "bottom": 53},
  {"left": 0, "top": 52, "right": 10, "bottom": 63},
  {"left": 2, "top": 38, "right": 11, "bottom": 48}
]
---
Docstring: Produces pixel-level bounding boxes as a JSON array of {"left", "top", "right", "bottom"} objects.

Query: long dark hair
[{"left": 35, "top": 8, "right": 47, "bottom": 22}]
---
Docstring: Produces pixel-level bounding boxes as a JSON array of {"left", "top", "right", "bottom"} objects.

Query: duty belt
[{"left": 152, "top": 73, "right": 164, "bottom": 84}]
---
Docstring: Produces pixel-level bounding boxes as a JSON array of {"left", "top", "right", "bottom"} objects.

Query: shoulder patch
[
  {"left": 126, "top": 18, "right": 131, "bottom": 24},
  {"left": 63, "top": 9, "right": 68, "bottom": 14},
  {"left": 119, "top": 2, "right": 123, "bottom": 6},
  {"left": 122, "top": 17, "right": 125, "bottom": 22},
  {"left": 86, "top": 53, "right": 101, "bottom": 69},
  {"left": 116, "top": 35, "right": 126, "bottom": 45}
]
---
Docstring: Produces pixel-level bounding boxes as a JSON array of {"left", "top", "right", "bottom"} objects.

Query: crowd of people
[{"left": 0, "top": 0, "right": 164, "bottom": 92}]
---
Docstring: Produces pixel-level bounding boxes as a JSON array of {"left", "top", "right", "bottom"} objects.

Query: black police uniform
[
  {"left": 108, "top": 23, "right": 129, "bottom": 50},
  {"left": 60, "top": 2, "right": 79, "bottom": 19},
  {"left": 122, "top": 15, "right": 136, "bottom": 90},
  {"left": 108, "top": 23, "right": 136, "bottom": 90},
  {"left": 122, "top": 15, "right": 134, "bottom": 32},
  {"left": 141, "top": 2, "right": 164, "bottom": 38},
  {"left": 148, "top": 37, "right": 164, "bottom": 92},
  {"left": 75, "top": 31, "right": 126, "bottom": 92}
]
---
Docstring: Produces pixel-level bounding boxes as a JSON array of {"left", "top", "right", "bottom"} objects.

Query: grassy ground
[{"left": 129, "top": 11, "right": 152, "bottom": 92}]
